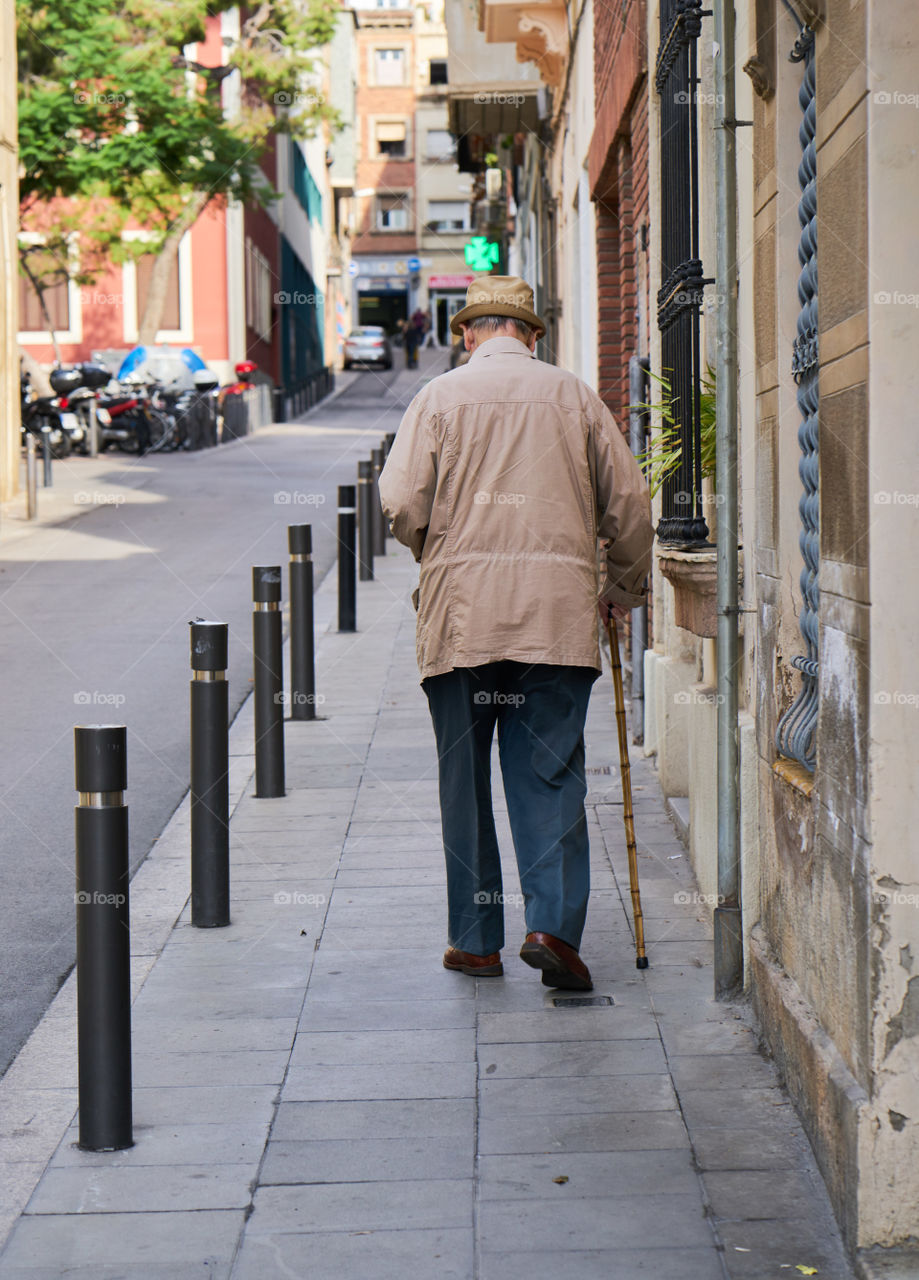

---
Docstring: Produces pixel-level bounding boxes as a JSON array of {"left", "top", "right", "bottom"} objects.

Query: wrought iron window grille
[
  {"left": 775, "top": 15, "right": 819, "bottom": 772},
  {"left": 655, "top": 0, "right": 714, "bottom": 548}
]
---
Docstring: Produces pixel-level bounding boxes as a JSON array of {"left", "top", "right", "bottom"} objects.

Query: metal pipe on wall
[
  {"left": 712, "top": 0, "right": 743, "bottom": 999},
  {"left": 628, "top": 355, "right": 650, "bottom": 746}
]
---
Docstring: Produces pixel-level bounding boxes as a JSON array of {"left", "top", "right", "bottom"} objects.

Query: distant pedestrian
[
  {"left": 403, "top": 318, "right": 419, "bottom": 369},
  {"left": 380, "top": 276, "right": 653, "bottom": 991}
]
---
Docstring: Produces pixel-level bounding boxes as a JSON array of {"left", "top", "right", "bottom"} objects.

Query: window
[
  {"left": 429, "top": 60, "right": 447, "bottom": 85},
  {"left": 426, "top": 200, "right": 468, "bottom": 232},
  {"left": 245, "top": 240, "right": 273, "bottom": 342},
  {"left": 18, "top": 257, "right": 70, "bottom": 333},
  {"left": 654, "top": 0, "right": 712, "bottom": 546},
  {"left": 377, "top": 193, "right": 410, "bottom": 231},
  {"left": 374, "top": 47, "right": 405, "bottom": 86},
  {"left": 290, "top": 140, "right": 323, "bottom": 224},
  {"left": 425, "top": 129, "right": 455, "bottom": 161},
  {"left": 376, "top": 120, "right": 407, "bottom": 158}
]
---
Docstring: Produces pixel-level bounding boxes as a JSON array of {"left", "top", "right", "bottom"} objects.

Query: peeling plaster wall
[
  {"left": 750, "top": 0, "right": 919, "bottom": 1252},
  {"left": 859, "top": 0, "right": 919, "bottom": 1245}
]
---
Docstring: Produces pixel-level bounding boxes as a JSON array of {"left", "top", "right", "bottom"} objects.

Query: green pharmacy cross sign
[{"left": 464, "top": 237, "right": 501, "bottom": 271}]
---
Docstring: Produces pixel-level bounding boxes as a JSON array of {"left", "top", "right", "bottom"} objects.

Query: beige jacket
[{"left": 379, "top": 336, "right": 653, "bottom": 681}]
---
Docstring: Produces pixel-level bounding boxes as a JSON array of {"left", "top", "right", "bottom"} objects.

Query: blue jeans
[{"left": 423, "top": 662, "right": 598, "bottom": 956}]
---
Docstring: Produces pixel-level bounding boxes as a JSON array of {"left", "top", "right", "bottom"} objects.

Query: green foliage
[
  {"left": 633, "top": 368, "right": 716, "bottom": 498},
  {"left": 17, "top": 0, "right": 340, "bottom": 290}
]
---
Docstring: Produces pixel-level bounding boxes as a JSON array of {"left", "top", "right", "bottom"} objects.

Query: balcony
[{"left": 445, "top": 0, "right": 542, "bottom": 141}]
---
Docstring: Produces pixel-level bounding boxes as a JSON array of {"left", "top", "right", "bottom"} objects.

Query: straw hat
[{"left": 450, "top": 275, "right": 546, "bottom": 340}]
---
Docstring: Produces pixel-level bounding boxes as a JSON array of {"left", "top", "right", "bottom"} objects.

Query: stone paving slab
[
  {"left": 0, "top": 541, "right": 856, "bottom": 1280},
  {"left": 231, "top": 1226, "right": 473, "bottom": 1280},
  {"left": 260, "top": 1136, "right": 474, "bottom": 1185}
]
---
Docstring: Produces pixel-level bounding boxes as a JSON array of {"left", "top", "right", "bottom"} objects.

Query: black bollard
[
  {"left": 190, "top": 621, "right": 230, "bottom": 927},
  {"left": 288, "top": 525, "right": 316, "bottom": 721},
  {"left": 384, "top": 431, "right": 396, "bottom": 457},
  {"left": 358, "top": 460, "right": 374, "bottom": 582},
  {"left": 25, "top": 434, "right": 37, "bottom": 519},
  {"left": 338, "top": 485, "right": 357, "bottom": 633},
  {"left": 371, "top": 447, "right": 385, "bottom": 556},
  {"left": 253, "top": 566, "right": 285, "bottom": 797},
  {"left": 40, "top": 425, "right": 53, "bottom": 487},
  {"left": 74, "top": 724, "right": 132, "bottom": 1151}
]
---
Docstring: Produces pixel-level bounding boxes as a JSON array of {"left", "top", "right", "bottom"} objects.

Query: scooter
[{"left": 20, "top": 370, "right": 74, "bottom": 459}]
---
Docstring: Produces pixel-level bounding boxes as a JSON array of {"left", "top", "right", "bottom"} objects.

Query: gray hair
[{"left": 466, "top": 315, "right": 534, "bottom": 342}]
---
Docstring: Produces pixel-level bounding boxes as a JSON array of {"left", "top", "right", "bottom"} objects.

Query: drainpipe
[
  {"left": 629, "top": 355, "right": 650, "bottom": 745},
  {"left": 712, "top": 0, "right": 743, "bottom": 999}
]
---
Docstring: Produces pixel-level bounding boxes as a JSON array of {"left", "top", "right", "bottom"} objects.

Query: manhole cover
[{"left": 551, "top": 995, "right": 614, "bottom": 1008}]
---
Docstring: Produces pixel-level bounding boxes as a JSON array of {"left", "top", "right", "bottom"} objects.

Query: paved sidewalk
[{"left": 0, "top": 540, "right": 854, "bottom": 1279}]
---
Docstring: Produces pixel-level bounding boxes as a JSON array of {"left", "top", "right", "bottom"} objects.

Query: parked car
[{"left": 343, "top": 326, "right": 393, "bottom": 370}]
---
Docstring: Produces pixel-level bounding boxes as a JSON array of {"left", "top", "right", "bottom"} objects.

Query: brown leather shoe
[
  {"left": 443, "top": 947, "right": 503, "bottom": 976},
  {"left": 519, "top": 932, "right": 593, "bottom": 991}
]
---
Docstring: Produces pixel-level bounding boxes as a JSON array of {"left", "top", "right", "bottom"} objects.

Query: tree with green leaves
[{"left": 17, "top": 0, "right": 339, "bottom": 355}]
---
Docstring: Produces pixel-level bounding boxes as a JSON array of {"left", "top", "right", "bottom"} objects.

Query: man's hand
[{"left": 598, "top": 600, "right": 630, "bottom": 626}]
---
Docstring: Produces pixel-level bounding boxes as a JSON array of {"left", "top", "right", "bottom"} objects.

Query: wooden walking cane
[{"left": 604, "top": 615, "right": 649, "bottom": 969}]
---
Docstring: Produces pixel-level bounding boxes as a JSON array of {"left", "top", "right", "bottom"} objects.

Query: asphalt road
[{"left": 0, "top": 358, "right": 440, "bottom": 1075}]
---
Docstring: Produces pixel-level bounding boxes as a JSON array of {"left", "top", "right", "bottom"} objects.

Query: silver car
[{"left": 343, "top": 326, "right": 393, "bottom": 370}]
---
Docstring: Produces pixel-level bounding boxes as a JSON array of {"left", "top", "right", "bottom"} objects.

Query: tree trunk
[{"left": 136, "top": 192, "right": 209, "bottom": 346}]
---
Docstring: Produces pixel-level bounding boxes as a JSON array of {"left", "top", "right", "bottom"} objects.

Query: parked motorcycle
[{"left": 20, "top": 369, "right": 75, "bottom": 458}]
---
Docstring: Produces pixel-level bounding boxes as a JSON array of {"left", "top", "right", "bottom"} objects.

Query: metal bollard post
[
  {"left": 338, "top": 484, "right": 357, "bottom": 632},
  {"left": 74, "top": 724, "right": 132, "bottom": 1151},
  {"left": 190, "top": 622, "right": 230, "bottom": 927},
  {"left": 288, "top": 525, "right": 316, "bottom": 721},
  {"left": 26, "top": 435, "right": 38, "bottom": 519},
  {"left": 383, "top": 431, "right": 396, "bottom": 458},
  {"left": 89, "top": 400, "right": 99, "bottom": 458},
  {"left": 371, "top": 446, "right": 385, "bottom": 556},
  {"left": 252, "top": 567, "right": 285, "bottom": 797},
  {"left": 357, "top": 460, "right": 374, "bottom": 582},
  {"left": 40, "top": 426, "right": 53, "bottom": 487}
]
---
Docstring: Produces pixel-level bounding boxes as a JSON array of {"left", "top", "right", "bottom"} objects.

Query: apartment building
[{"left": 349, "top": 0, "right": 471, "bottom": 340}]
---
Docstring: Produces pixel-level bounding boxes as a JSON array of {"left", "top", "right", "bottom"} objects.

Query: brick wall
[{"left": 589, "top": 0, "right": 649, "bottom": 431}]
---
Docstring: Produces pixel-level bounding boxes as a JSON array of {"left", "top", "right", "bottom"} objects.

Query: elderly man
[{"left": 379, "top": 276, "right": 653, "bottom": 991}]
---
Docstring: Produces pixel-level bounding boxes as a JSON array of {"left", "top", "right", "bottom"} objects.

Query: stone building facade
[{"left": 444, "top": 0, "right": 919, "bottom": 1266}]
